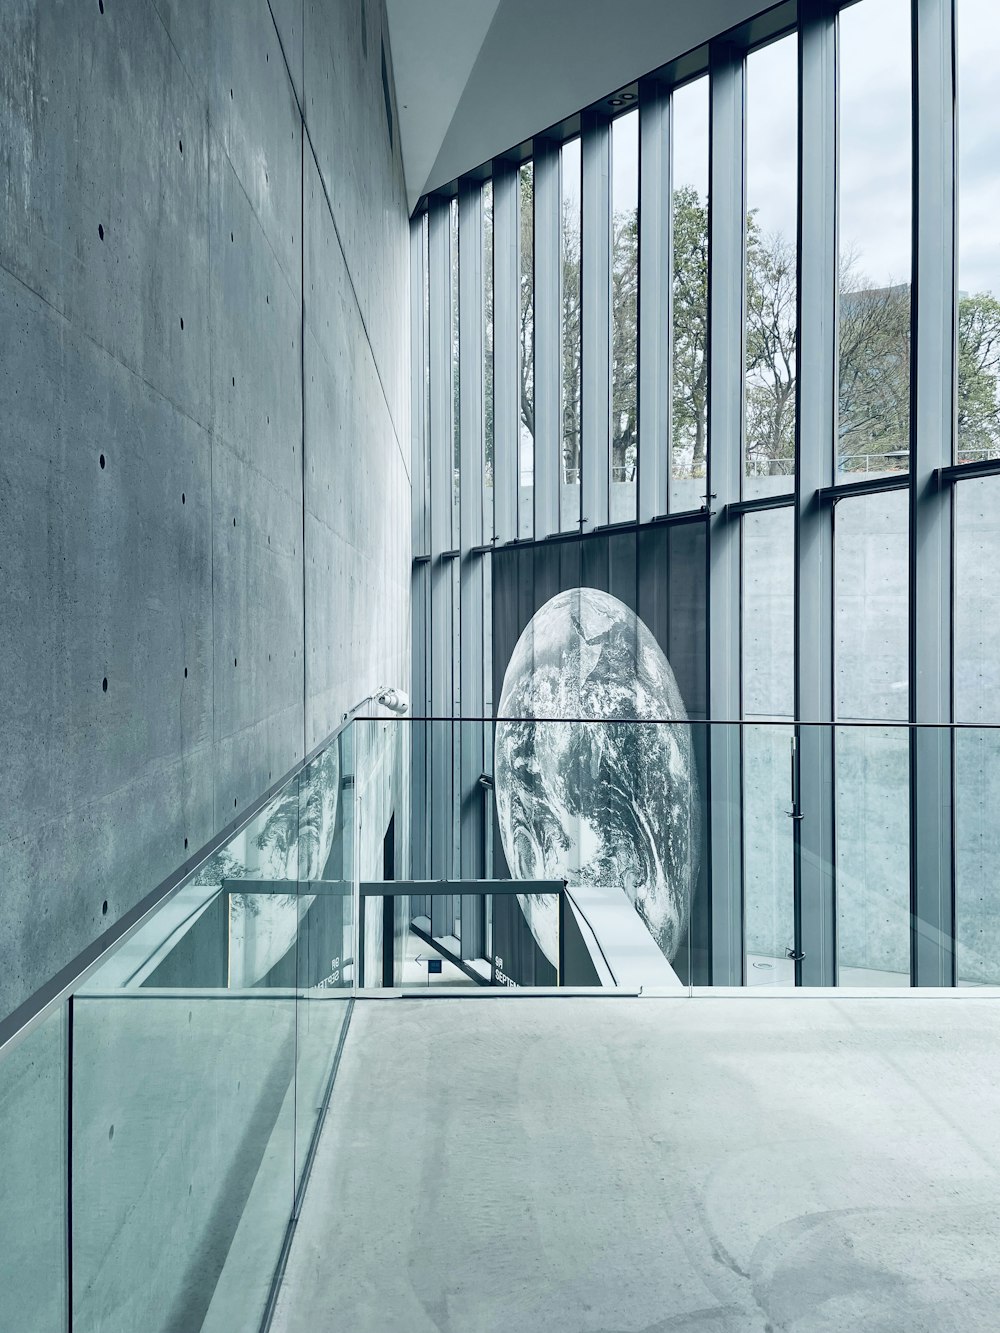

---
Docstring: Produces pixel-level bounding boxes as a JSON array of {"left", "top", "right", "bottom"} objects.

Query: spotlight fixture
[
  {"left": 375, "top": 686, "right": 409, "bottom": 715},
  {"left": 343, "top": 685, "right": 410, "bottom": 721}
]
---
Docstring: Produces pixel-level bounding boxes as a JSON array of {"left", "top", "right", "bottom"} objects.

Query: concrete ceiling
[{"left": 385, "top": 0, "right": 769, "bottom": 211}]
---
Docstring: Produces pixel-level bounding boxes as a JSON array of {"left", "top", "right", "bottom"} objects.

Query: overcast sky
[{"left": 587, "top": 0, "right": 1000, "bottom": 298}]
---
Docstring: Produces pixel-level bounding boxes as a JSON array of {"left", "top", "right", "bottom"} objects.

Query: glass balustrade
[{"left": 1, "top": 717, "right": 998, "bottom": 1330}]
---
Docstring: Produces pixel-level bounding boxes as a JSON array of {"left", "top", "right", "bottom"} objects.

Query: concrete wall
[{"left": 0, "top": 0, "right": 410, "bottom": 1023}]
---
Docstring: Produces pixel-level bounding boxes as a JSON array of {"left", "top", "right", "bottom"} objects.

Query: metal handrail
[
  {"left": 3, "top": 714, "right": 993, "bottom": 1057},
  {"left": 353, "top": 715, "right": 993, "bottom": 729},
  {"left": 0, "top": 715, "right": 355, "bottom": 1060}
]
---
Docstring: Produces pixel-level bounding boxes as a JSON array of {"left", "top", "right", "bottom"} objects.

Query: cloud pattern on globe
[{"left": 494, "top": 588, "right": 700, "bottom": 965}]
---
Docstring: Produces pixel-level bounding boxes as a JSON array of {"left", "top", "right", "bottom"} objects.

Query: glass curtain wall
[
  {"left": 483, "top": 180, "right": 495, "bottom": 735},
  {"left": 956, "top": 0, "right": 1000, "bottom": 466},
  {"left": 954, "top": 0, "right": 1000, "bottom": 980},
  {"left": 741, "top": 34, "right": 798, "bottom": 982},
  {"left": 519, "top": 161, "right": 534, "bottom": 538},
  {"left": 561, "top": 139, "right": 582, "bottom": 531},
  {"left": 955, "top": 475, "right": 1000, "bottom": 983},
  {"left": 611, "top": 110, "right": 639, "bottom": 521},
  {"left": 837, "top": 0, "right": 912, "bottom": 480},
  {"left": 410, "top": 0, "right": 1000, "bottom": 989},
  {"left": 744, "top": 36, "right": 798, "bottom": 496},
  {"left": 834, "top": 491, "right": 910, "bottom": 985},
  {"left": 671, "top": 77, "right": 709, "bottom": 510}
]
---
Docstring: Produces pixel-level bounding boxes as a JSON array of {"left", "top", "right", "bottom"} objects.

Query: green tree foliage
[
  {"left": 745, "top": 219, "right": 797, "bottom": 471},
  {"left": 671, "top": 186, "right": 709, "bottom": 476},
  {"left": 499, "top": 181, "right": 1000, "bottom": 484},
  {"left": 611, "top": 208, "right": 639, "bottom": 478},
  {"left": 562, "top": 204, "right": 582, "bottom": 482},
  {"left": 958, "top": 292, "right": 1000, "bottom": 459},
  {"left": 519, "top": 165, "right": 534, "bottom": 443}
]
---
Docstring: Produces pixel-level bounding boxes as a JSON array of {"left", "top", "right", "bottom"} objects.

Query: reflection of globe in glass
[{"left": 494, "top": 588, "right": 700, "bottom": 965}]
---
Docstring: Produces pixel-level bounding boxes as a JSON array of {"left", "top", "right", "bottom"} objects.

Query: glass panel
[
  {"left": 957, "top": 0, "right": 1000, "bottom": 465},
  {"left": 742, "top": 508, "right": 794, "bottom": 719},
  {"left": 955, "top": 477, "right": 1000, "bottom": 980},
  {"left": 742, "top": 509, "right": 795, "bottom": 983},
  {"left": 744, "top": 36, "right": 798, "bottom": 497},
  {"left": 835, "top": 491, "right": 910, "bottom": 985},
  {"left": 611, "top": 110, "right": 639, "bottom": 522},
  {"left": 561, "top": 138, "right": 582, "bottom": 532},
  {"left": 838, "top": 0, "right": 912, "bottom": 480},
  {"left": 835, "top": 492, "right": 909, "bottom": 723},
  {"left": 954, "top": 476, "right": 1000, "bottom": 726},
  {"left": 483, "top": 179, "right": 495, "bottom": 538},
  {"left": 519, "top": 161, "right": 535, "bottom": 538},
  {"left": 295, "top": 736, "right": 354, "bottom": 1188},
  {"left": 73, "top": 925, "right": 297, "bottom": 1330},
  {"left": 0, "top": 1006, "right": 67, "bottom": 1331},
  {"left": 835, "top": 725, "right": 911, "bottom": 985},
  {"left": 671, "top": 76, "right": 709, "bottom": 509},
  {"left": 71, "top": 765, "right": 315, "bottom": 1330},
  {"left": 744, "top": 723, "right": 796, "bottom": 985}
]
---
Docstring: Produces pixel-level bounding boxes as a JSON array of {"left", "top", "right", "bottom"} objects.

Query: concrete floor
[{"left": 272, "top": 996, "right": 1000, "bottom": 1333}]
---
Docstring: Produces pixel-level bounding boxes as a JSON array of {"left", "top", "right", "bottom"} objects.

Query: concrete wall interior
[{"left": 0, "top": 0, "right": 411, "bottom": 1024}]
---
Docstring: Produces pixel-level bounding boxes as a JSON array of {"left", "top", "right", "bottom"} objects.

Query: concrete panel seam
[{"left": 264, "top": 0, "right": 409, "bottom": 479}]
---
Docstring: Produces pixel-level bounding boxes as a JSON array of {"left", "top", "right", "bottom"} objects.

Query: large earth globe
[{"left": 494, "top": 588, "right": 700, "bottom": 965}]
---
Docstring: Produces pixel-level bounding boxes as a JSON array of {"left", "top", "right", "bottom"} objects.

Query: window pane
[
  {"left": 671, "top": 77, "right": 709, "bottom": 510},
  {"left": 838, "top": 0, "right": 912, "bottom": 480},
  {"left": 835, "top": 490, "right": 910, "bottom": 986},
  {"left": 955, "top": 477, "right": 1000, "bottom": 981},
  {"left": 611, "top": 110, "right": 638, "bottom": 522},
  {"left": 744, "top": 724, "right": 796, "bottom": 984},
  {"left": 484, "top": 180, "right": 494, "bottom": 541},
  {"left": 957, "top": 0, "right": 1000, "bottom": 465},
  {"left": 519, "top": 162, "right": 534, "bottom": 538},
  {"left": 742, "top": 508, "right": 794, "bottom": 719},
  {"left": 561, "top": 138, "right": 582, "bottom": 532},
  {"left": 835, "top": 491, "right": 908, "bottom": 723},
  {"left": 742, "top": 509, "right": 795, "bottom": 985},
  {"left": 744, "top": 36, "right": 798, "bottom": 497}
]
